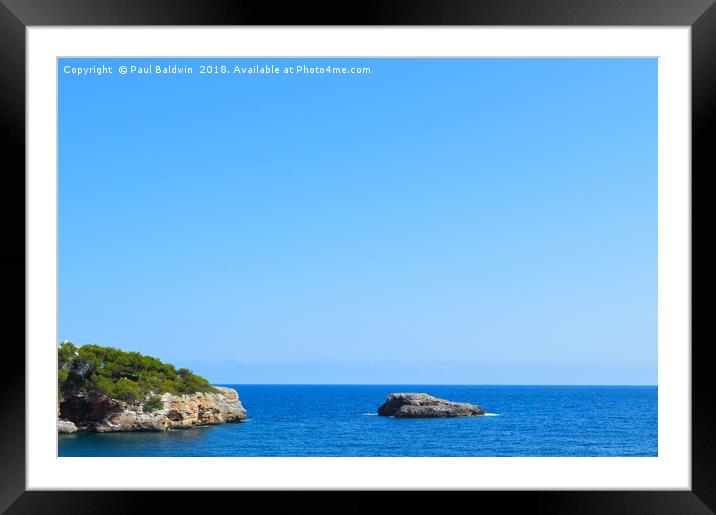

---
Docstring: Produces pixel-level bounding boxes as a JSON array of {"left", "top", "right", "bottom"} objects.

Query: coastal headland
[{"left": 57, "top": 342, "right": 246, "bottom": 433}]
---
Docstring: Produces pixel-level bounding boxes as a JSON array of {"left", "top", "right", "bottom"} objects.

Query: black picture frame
[{"left": 2, "top": 1, "right": 714, "bottom": 512}]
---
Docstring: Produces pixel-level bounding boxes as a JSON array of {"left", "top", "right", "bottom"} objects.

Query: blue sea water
[{"left": 58, "top": 385, "right": 657, "bottom": 457}]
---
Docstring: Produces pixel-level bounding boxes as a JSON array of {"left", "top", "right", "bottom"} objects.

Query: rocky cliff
[
  {"left": 377, "top": 393, "right": 485, "bottom": 418},
  {"left": 58, "top": 386, "right": 247, "bottom": 433}
]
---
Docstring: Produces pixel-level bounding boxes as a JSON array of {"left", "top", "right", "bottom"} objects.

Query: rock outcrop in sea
[
  {"left": 377, "top": 393, "right": 485, "bottom": 418},
  {"left": 58, "top": 386, "right": 247, "bottom": 433},
  {"left": 57, "top": 419, "right": 78, "bottom": 434}
]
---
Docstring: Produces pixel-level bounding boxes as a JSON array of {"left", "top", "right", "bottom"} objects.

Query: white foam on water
[
  {"left": 361, "top": 413, "right": 379, "bottom": 416},
  {"left": 483, "top": 413, "right": 500, "bottom": 416}
]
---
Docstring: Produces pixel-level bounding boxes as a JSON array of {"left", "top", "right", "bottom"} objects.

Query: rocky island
[
  {"left": 377, "top": 393, "right": 485, "bottom": 418},
  {"left": 57, "top": 342, "right": 246, "bottom": 433}
]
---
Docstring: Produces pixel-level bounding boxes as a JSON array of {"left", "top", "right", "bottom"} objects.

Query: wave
[{"left": 361, "top": 412, "right": 499, "bottom": 417}]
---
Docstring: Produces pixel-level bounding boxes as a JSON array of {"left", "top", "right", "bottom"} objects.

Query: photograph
[
  {"left": 56, "top": 56, "right": 658, "bottom": 458},
  {"left": 4, "top": 0, "right": 714, "bottom": 507}
]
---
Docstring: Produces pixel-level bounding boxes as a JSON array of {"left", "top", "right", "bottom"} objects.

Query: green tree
[
  {"left": 112, "top": 377, "right": 143, "bottom": 402},
  {"left": 57, "top": 342, "right": 218, "bottom": 401},
  {"left": 58, "top": 341, "right": 78, "bottom": 367}
]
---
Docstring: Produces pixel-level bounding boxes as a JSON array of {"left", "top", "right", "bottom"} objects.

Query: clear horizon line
[{"left": 213, "top": 383, "right": 658, "bottom": 387}]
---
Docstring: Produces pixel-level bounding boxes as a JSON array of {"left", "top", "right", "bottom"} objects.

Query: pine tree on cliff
[{"left": 58, "top": 341, "right": 218, "bottom": 403}]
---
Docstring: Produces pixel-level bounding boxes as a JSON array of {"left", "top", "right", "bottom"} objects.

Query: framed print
[{"left": 3, "top": 0, "right": 715, "bottom": 512}]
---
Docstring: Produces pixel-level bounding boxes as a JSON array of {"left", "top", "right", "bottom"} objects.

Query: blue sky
[{"left": 58, "top": 58, "right": 657, "bottom": 384}]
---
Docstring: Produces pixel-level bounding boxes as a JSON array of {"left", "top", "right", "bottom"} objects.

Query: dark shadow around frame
[{"left": 1, "top": 0, "right": 715, "bottom": 512}]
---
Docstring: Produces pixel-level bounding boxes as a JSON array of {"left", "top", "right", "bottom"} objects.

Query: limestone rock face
[
  {"left": 377, "top": 393, "right": 485, "bottom": 418},
  {"left": 158, "top": 386, "right": 247, "bottom": 428},
  {"left": 59, "top": 386, "right": 247, "bottom": 433},
  {"left": 60, "top": 394, "right": 124, "bottom": 424}
]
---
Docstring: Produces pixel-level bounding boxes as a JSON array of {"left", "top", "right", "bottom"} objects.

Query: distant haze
[{"left": 58, "top": 58, "right": 657, "bottom": 385}]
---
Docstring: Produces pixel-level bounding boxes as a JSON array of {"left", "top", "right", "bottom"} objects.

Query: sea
[{"left": 58, "top": 385, "right": 657, "bottom": 457}]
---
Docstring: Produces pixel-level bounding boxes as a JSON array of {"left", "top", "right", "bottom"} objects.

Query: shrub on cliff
[
  {"left": 143, "top": 395, "right": 164, "bottom": 413},
  {"left": 58, "top": 341, "right": 218, "bottom": 401}
]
